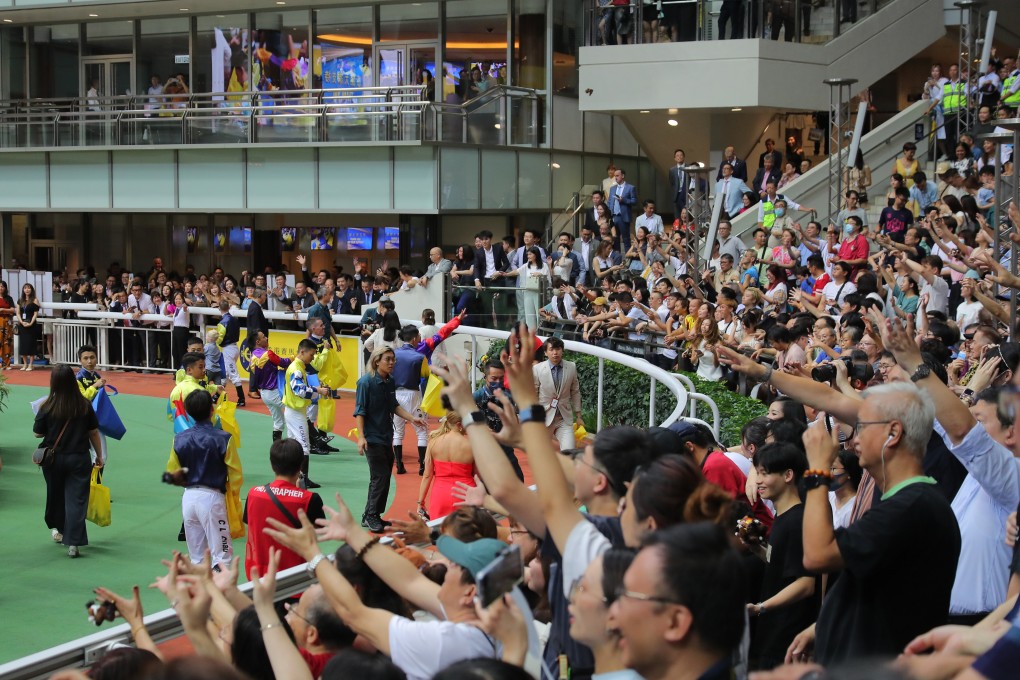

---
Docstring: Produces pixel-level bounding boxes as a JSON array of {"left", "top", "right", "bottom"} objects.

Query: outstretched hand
[
  {"left": 264, "top": 509, "right": 320, "bottom": 562},
  {"left": 505, "top": 323, "right": 539, "bottom": 404},
  {"left": 452, "top": 475, "right": 487, "bottom": 508},
  {"left": 432, "top": 360, "right": 477, "bottom": 414},
  {"left": 313, "top": 492, "right": 359, "bottom": 543}
]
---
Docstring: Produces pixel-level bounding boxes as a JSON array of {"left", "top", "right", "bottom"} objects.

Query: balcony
[
  {"left": 578, "top": 0, "right": 945, "bottom": 112},
  {"left": 0, "top": 85, "right": 543, "bottom": 151}
]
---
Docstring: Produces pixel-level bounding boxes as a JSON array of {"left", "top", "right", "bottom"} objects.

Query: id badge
[{"left": 550, "top": 398, "right": 559, "bottom": 411}]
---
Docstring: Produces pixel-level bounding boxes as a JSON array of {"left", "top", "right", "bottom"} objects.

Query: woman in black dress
[
  {"left": 34, "top": 364, "right": 103, "bottom": 558},
  {"left": 17, "top": 282, "right": 41, "bottom": 371}
]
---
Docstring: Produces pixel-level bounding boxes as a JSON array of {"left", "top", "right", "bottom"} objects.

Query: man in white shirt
[
  {"left": 266, "top": 509, "right": 507, "bottom": 680},
  {"left": 126, "top": 282, "right": 156, "bottom": 371},
  {"left": 634, "top": 199, "right": 664, "bottom": 236},
  {"left": 904, "top": 254, "right": 950, "bottom": 316}
]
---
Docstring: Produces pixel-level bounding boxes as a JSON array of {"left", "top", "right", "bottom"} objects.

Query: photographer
[{"left": 472, "top": 358, "right": 524, "bottom": 481}]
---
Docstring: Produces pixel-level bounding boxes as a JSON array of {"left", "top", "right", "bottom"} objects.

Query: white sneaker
[
  {"left": 68, "top": 546, "right": 79, "bottom": 558},
  {"left": 51, "top": 528, "right": 62, "bottom": 543}
]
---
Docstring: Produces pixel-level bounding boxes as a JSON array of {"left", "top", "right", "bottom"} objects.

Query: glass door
[
  {"left": 80, "top": 57, "right": 134, "bottom": 145},
  {"left": 374, "top": 43, "right": 436, "bottom": 98}
]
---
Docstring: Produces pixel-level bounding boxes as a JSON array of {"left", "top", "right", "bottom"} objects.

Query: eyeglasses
[
  {"left": 284, "top": 602, "right": 312, "bottom": 626},
  {"left": 830, "top": 467, "right": 846, "bottom": 477},
  {"left": 571, "top": 450, "right": 616, "bottom": 489},
  {"left": 569, "top": 578, "right": 607, "bottom": 604},
  {"left": 613, "top": 586, "right": 678, "bottom": 606},
  {"left": 853, "top": 420, "right": 892, "bottom": 438}
]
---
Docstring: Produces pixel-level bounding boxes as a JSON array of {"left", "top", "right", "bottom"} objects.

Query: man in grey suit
[
  {"left": 715, "top": 162, "right": 752, "bottom": 218},
  {"left": 532, "top": 337, "right": 583, "bottom": 449},
  {"left": 715, "top": 145, "right": 748, "bottom": 182},
  {"left": 419, "top": 247, "right": 453, "bottom": 288},
  {"left": 669, "top": 148, "right": 694, "bottom": 220},
  {"left": 572, "top": 225, "right": 598, "bottom": 287}
]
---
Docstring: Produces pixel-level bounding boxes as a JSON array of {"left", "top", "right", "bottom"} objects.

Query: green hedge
[{"left": 484, "top": 340, "right": 766, "bottom": 447}]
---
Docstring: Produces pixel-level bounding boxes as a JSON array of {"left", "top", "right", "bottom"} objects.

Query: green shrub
[{"left": 484, "top": 339, "right": 765, "bottom": 447}]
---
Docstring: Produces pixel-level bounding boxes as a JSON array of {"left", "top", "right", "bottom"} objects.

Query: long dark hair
[
  {"left": 20, "top": 282, "right": 36, "bottom": 303},
  {"left": 458, "top": 244, "right": 475, "bottom": 268},
  {"left": 41, "top": 365, "right": 92, "bottom": 422},
  {"left": 231, "top": 606, "right": 295, "bottom": 680},
  {"left": 381, "top": 312, "right": 402, "bottom": 343},
  {"left": 525, "top": 246, "right": 542, "bottom": 268}
]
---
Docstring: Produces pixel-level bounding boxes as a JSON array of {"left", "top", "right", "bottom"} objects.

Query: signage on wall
[{"left": 175, "top": 55, "right": 191, "bottom": 64}]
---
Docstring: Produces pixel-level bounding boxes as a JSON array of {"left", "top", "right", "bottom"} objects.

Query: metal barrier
[
  {"left": 0, "top": 326, "right": 689, "bottom": 680},
  {"left": 0, "top": 85, "right": 544, "bottom": 150}
]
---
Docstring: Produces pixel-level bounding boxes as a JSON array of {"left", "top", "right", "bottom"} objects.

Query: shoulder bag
[
  {"left": 265, "top": 483, "right": 302, "bottom": 528},
  {"left": 33, "top": 420, "right": 70, "bottom": 467}
]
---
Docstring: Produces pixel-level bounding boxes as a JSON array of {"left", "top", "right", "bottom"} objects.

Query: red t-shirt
[
  {"left": 702, "top": 451, "right": 774, "bottom": 531},
  {"left": 812, "top": 273, "right": 831, "bottom": 295},
  {"left": 243, "top": 480, "right": 325, "bottom": 579},
  {"left": 837, "top": 234, "right": 869, "bottom": 276},
  {"left": 299, "top": 648, "right": 335, "bottom": 678}
]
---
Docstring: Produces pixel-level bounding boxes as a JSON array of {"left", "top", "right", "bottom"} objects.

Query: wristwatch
[
  {"left": 518, "top": 404, "right": 546, "bottom": 425},
  {"left": 306, "top": 553, "right": 328, "bottom": 576},
  {"left": 460, "top": 410, "right": 486, "bottom": 427},
  {"left": 801, "top": 474, "right": 831, "bottom": 492},
  {"left": 910, "top": 364, "right": 931, "bottom": 382}
]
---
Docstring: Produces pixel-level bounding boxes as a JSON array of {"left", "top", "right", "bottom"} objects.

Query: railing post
[
  {"left": 649, "top": 377, "right": 656, "bottom": 427},
  {"left": 597, "top": 357, "right": 604, "bottom": 431}
]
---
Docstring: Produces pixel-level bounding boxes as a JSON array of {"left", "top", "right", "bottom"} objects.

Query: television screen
[
  {"left": 380, "top": 227, "right": 400, "bottom": 250},
  {"left": 309, "top": 228, "right": 336, "bottom": 250},
  {"left": 347, "top": 227, "right": 373, "bottom": 250},
  {"left": 280, "top": 227, "right": 297, "bottom": 252},
  {"left": 186, "top": 227, "right": 199, "bottom": 254},
  {"left": 230, "top": 226, "right": 252, "bottom": 253}
]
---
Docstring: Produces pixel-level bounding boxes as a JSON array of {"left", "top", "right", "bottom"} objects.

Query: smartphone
[{"left": 475, "top": 544, "right": 524, "bottom": 609}]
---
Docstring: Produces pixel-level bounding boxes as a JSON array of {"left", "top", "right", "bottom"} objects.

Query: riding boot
[
  {"left": 235, "top": 385, "right": 246, "bottom": 407},
  {"left": 394, "top": 445, "right": 407, "bottom": 475},
  {"left": 418, "top": 445, "right": 428, "bottom": 476}
]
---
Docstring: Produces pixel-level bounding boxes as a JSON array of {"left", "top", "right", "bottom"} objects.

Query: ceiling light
[
  {"left": 2, "top": 18, "right": 12, "bottom": 22},
  {"left": 276, "top": 1, "right": 286, "bottom": 4},
  {"left": 179, "top": 8, "right": 189, "bottom": 11},
  {"left": 667, "top": 119, "right": 678, "bottom": 127},
  {"left": 639, "top": 110, "right": 650, "bottom": 113},
  {"left": 668, "top": 108, "right": 678, "bottom": 115},
  {"left": 494, "top": 123, "right": 502, "bottom": 129},
  {"left": 731, "top": 107, "right": 742, "bottom": 112},
  {"left": 551, "top": 162, "right": 561, "bottom": 169},
  {"left": 88, "top": 13, "right": 99, "bottom": 17}
]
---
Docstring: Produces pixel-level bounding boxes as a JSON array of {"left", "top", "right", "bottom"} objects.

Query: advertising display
[
  {"left": 309, "top": 227, "right": 336, "bottom": 250},
  {"left": 380, "top": 227, "right": 400, "bottom": 250},
  {"left": 346, "top": 227, "right": 373, "bottom": 250},
  {"left": 280, "top": 227, "right": 297, "bottom": 252}
]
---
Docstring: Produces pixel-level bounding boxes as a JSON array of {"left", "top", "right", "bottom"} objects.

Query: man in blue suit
[
  {"left": 607, "top": 167, "right": 637, "bottom": 250},
  {"left": 714, "top": 162, "right": 752, "bottom": 219}
]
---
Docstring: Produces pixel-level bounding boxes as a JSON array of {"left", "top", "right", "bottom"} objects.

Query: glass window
[
  {"left": 30, "top": 24, "right": 79, "bottom": 98},
  {"left": 137, "top": 18, "right": 189, "bottom": 99},
  {"left": 252, "top": 11, "right": 311, "bottom": 91},
  {"left": 85, "top": 19, "right": 133, "bottom": 56},
  {"left": 195, "top": 14, "right": 249, "bottom": 95},
  {"left": 445, "top": 0, "right": 507, "bottom": 104},
  {"left": 514, "top": 0, "right": 546, "bottom": 90},
  {"left": 379, "top": 3, "right": 438, "bottom": 42},
  {"left": 552, "top": 0, "right": 580, "bottom": 96},
  {"left": 3, "top": 27, "right": 27, "bottom": 99},
  {"left": 314, "top": 7, "right": 373, "bottom": 90}
]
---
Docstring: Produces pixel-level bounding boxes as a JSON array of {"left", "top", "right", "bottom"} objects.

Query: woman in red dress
[
  {"left": 417, "top": 412, "right": 475, "bottom": 521},
  {"left": 0, "top": 280, "right": 14, "bottom": 369}
]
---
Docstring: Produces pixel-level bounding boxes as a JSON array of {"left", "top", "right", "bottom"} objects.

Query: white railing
[{"left": 0, "top": 321, "right": 692, "bottom": 679}]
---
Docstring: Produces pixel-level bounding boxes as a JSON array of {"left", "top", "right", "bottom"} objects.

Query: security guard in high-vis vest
[
  {"left": 941, "top": 79, "right": 966, "bottom": 114},
  {"left": 1003, "top": 69, "right": 1020, "bottom": 107},
  {"left": 283, "top": 338, "right": 331, "bottom": 489}
]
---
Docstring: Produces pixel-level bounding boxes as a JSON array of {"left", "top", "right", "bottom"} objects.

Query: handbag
[
  {"left": 32, "top": 420, "right": 69, "bottom": 467},
  {"left": 87, "top": 467, "right": 112, "bottom": 527}
]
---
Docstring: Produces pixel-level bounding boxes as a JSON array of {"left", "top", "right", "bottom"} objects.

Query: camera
[{"left": 811, "top": 357, "right": 873, "bottom": 384}]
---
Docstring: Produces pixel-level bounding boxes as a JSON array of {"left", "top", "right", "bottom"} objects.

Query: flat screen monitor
[
  {"left": 347, "top": 227, "right": 373, "bottom": 250},
  {"left": 380, "top": 227, "right": 400, "bottom": 250},
  {"left": 309, "top": 227, "right": 336, "bottom": 250},
  {"left": 280, "top": 227, "right": 297, "bottom": 252}
]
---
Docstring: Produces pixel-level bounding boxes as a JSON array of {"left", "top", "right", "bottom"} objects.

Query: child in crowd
[
  {"left": 204, "top": 328, "right": 223, "bottom": 386},
  {"left": 745, "top": 442, "right": 818, "bottom": 671},
  {"left": 976, "top": 166, "right": 996, "bottom": 217}
]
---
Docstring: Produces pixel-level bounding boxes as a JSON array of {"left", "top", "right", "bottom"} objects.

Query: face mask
[
  {"left": 843, "top": 223, "right": 854, "bottom": 235},
  {"left": 488, "top": 380, "right": 503, "bottom": 392},
  {"left": 775, "top": 208, "right": 786, "bottom": 217}
]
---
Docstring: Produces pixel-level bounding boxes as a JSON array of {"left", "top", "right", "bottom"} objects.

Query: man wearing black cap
[{"left": 265, "top": 496, "right": 506, "bottom": 680}]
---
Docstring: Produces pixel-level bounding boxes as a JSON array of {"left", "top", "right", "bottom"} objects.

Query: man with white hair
[{"left": 798, "top": 379, "right": 960, "bottom": 664}]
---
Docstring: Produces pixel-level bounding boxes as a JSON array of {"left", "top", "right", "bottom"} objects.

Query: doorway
[
  {"left": 375, "top": 43, "right": 437, "bottom": 98},
  {"left": 80, "top": 56, "right": 133, "bottom": 145}
]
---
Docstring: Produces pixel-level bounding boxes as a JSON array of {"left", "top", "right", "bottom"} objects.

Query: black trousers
[
  {"left": 43, "top": 452, "right": 92, "bottom": 547},
  {"left": 719, "top": 0, "right": 744, "bottom": 38},
  {"left": 364, "top": 442, "right": 394, "bottom": 518},
  {"left": 171, "top": 326, "right": 191, "bottom": 369}
]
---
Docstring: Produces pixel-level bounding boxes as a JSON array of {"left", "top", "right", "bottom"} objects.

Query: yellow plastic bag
[
  {"left": 226, "top": 488, "right": 245, "bottom": 539},
  {"left": 216, "top": 396, "right": 241, "bottom": 449},
  {"left": 87, "top": 468, "right": 111, "bottom": 527},
  {"left": 421, "top": 374, "right": 447, "bottom": 417},
  {"left": 574, "top": 424, "right": 589, "bottom": 442},
  {"left": 317, "top": 396, "right": 336, "bottom": 431}
]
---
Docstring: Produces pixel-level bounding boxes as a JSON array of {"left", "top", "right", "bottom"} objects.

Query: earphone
[{"left": 885, "top": 434, "right": 895, "bottom": 445}]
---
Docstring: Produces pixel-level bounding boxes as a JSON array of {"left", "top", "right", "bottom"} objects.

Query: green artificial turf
[{"left": 0, "top": 385, "right": 374, "bottom": 664}]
